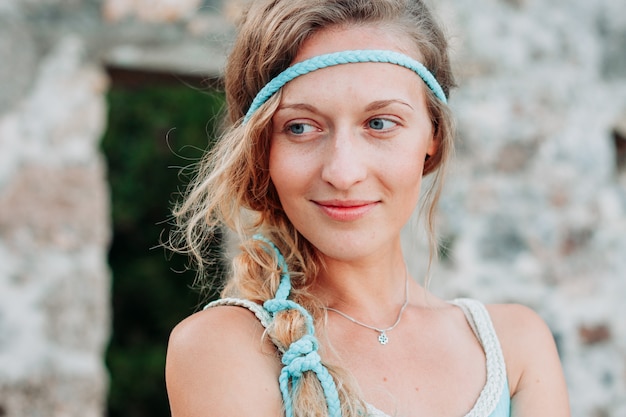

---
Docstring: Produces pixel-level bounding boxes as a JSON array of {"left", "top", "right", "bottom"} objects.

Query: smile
[{"left": 313, "top": 200, "right": 379, "bottom": 222}]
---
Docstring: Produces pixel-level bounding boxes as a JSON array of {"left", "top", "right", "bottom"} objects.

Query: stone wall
[
  {"left": 0, "top": 15, "right": 111, "bottom": 417},
  {"left": 423, "top": 1, "right": 626, "bottom": 415},
  {"left": 0, "top": 1, "right": 227, "bottom": 416},
  {"left": 0, "top": 0, "right": 624, "bottom": 416}
]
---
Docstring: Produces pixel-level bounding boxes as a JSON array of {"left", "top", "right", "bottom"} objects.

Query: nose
[{"left": 320, "top": 128, "right": 367, "bottom": 190}]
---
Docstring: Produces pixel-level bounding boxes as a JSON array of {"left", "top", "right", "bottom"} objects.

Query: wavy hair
[{"left": 170, "top": 0, "right": 456, "bottom": 415}]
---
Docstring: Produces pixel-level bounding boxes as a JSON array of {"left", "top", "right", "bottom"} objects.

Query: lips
[{"left": 313, "top": 199, "right": 379, "bottom": 221}]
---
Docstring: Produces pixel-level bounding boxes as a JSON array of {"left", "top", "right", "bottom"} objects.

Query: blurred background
[{"left": 0, "top": 0, "right": 625, "bottom": 416}]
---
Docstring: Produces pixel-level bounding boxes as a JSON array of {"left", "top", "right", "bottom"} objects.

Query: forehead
[
  {"left": 279, "top": 59, "right": 427, "bottom": 110},
  {"left": 293, "top": 24, "right": 420, "bottom": 64},
  {"left": 281, "top": 26, "right": 427, "bottom": 107}
]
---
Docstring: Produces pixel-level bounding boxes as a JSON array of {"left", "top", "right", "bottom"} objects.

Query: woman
[{"left": 165, "top": 0, "right": 571, "bottom": 416}]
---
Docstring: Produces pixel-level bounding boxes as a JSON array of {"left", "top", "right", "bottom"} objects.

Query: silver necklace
[{"left": 325, "top": 269, "right": 409, "bottom": 345}]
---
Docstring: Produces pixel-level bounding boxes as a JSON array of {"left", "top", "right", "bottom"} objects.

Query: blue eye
[
  {"left": 368, "top": 118, "right": 396, "bottom": 130},
  {"left": 287, "top": 123, "right": 316, "bottom": 135}
]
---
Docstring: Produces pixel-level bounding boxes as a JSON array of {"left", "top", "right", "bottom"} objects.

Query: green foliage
[{"left": 102, "top": 83, "right": 226, "bottom": 417}]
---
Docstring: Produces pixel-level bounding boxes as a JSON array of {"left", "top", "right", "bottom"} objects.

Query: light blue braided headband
[
  {"left": 254, "top": 235, "right": 342, "bottom": 417},
  {"left": 243, "top": 49, "right": 447, "bottom": 124}
]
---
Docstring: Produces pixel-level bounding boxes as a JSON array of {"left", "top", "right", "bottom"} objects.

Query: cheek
[
  {"left": 268, "top": 144, "right": 285, "bottom": 198},
  {"left": 268, "top": 141, "right": 307, "bottom": 205},
  {"left": 387, "top": 150, "right": 426, "bottom": 201}
]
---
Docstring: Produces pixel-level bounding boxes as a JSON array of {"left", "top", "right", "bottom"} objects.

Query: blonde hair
[{"left": 171, "top": 0, "right": 456, "bottom": 415}]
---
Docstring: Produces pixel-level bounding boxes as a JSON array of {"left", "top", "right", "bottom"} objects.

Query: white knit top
[
  {"left": 206, "top": 297, "right": 510, "bottom": 417},
  {"left": 364, "top": 298, "right": 510, "bottom": 417}
]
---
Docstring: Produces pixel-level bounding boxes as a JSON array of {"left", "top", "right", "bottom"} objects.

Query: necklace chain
[{"left": 325, "top": 269, "right": 409, "bottom": 345}]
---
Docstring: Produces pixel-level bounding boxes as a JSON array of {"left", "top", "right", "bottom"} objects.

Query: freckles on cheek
[
  {"left": 271, "top": 144, "right": 313, "bottom": 180},
  {"left": 268, "top": 142, "right": 285, "bottom": 181},
  {"left": 269, "top": 150, "right": 300, "bottom": 198}
]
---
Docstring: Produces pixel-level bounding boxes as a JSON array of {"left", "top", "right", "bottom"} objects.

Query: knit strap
[
  {"left": 205, "top": 297, "right": 272, "bottom": 328},
  {"left": 450, "top": 298, "right": 509, "bottom": 417},
  {"left": 205, "top": 295, "right": 342, "bottom": 417}
]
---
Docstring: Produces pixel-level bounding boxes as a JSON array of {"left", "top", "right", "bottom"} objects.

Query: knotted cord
[{"left": 254, "top": 235, "right": 342, "bottom": 417}]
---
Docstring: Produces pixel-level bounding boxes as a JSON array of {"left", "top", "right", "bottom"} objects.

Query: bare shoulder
[
  {"left": 485, "top": 304, "right": 557, "bottom": 384},
  {"left": 486, "top": 303, "right": 571, "bottom": 416},
  {"left": 166, "top": 305, "right": 283, "bottom": 417},
  {"left": 486, "top": 303, "right": 553, "bottom": 345}
]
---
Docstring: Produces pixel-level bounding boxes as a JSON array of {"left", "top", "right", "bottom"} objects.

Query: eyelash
[
  {"left": 283, "top": 121, "right": 318, "bottom": 135},
  {"left": 367, "top": 117, "right": 398, "bottom": 131},
  {"left": 280, "top": 116, "right": 401, "bottom": 137}
]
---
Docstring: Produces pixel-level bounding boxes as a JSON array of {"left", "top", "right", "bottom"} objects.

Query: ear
[
  {"left": 422, "top": 135, "right": 441, "bottom": 176},
  {"left": 426, "top": 133, "right": 439, "bottom": 159}
]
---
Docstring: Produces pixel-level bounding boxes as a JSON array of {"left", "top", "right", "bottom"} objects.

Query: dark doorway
[{"left": 101, "top": 67, "right": 226, "bottom": 417}]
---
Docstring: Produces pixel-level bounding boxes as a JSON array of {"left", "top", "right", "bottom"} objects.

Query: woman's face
[{"left": 269, "top": 25, "right": 437, "bottom": 263}]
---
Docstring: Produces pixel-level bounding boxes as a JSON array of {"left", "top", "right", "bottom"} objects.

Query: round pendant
[{"left": 378, "top": 332, "right": 389, "bottom": 345}]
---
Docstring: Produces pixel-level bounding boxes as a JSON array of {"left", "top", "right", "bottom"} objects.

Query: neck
[{"left": 312, "top": 251, "right": 413, "bottom": 325}]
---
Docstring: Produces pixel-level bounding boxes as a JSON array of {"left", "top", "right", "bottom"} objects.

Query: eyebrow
[
  {"left": 276, "top": 103, "right": 319, "bottom": 113},
  {"left": 277, "top": 100, "right": 413, "bottom": 113},
  {"left": 365, "top": 99, "right": 414, "bottom": 112}
]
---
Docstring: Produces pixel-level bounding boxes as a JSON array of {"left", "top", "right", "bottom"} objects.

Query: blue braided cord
[
  {"left": 264, "top": 299, "right": 315, "bottom": 335},
  {"left": 243, "top": 49, "right": 447, "bottom": 123},
  {"left": 252, "top": 235, "right": 342, "bottom": 417},
  {"left": 253, "top": 234, "right": 292, "bottom": 300},
  {"left": 279, "top": 335, "right": 342, "bottom": 417}
]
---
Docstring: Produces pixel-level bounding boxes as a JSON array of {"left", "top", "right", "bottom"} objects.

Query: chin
[{"left": 307, "top": 235, "right": 383, "bottom": 263}]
